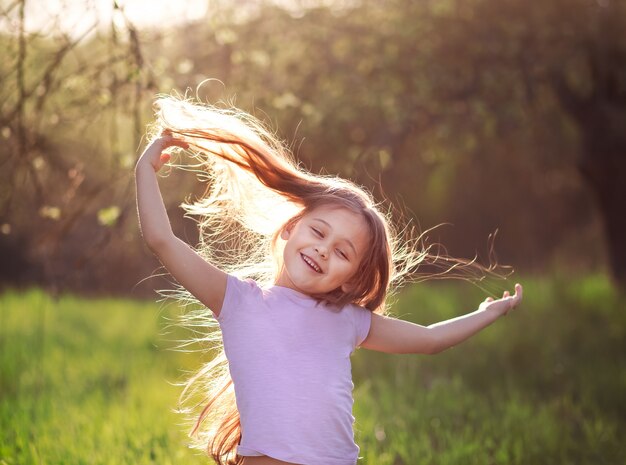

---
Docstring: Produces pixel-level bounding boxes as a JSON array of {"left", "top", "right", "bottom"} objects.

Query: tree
[
  {"left": 161, "top": 0, "right": 615, "bottom": 283},
  {"left": 547, "top": 1, "right": 626, "bottom": 288},
  {"left": 2, "top": 0, "right": 622, "bottom": 293},
  {"left": 0, "top": 0, "right": 157, "bottom": 292}
]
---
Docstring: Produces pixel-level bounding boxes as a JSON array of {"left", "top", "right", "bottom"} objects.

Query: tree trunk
[
  {"left": 551, "top": 47, "right": 626, "bottom": 292},
  {"left": 577, "top": 104, "right": 626, "bottom": 291}
]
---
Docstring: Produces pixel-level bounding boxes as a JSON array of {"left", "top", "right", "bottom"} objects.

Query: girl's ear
[{"left": 281, "top": 216, "right": 300, "bottom": 240}]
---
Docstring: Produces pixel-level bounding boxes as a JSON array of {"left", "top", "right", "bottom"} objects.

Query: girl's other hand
[
  {"left": 137, "top": 130, "right": 189, "bottom": 173},
  {"left": 479, "top": 283, "right": 523, "bottom": 317}
]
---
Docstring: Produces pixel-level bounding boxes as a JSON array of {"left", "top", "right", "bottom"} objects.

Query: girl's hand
[
  {"left": 137, "top": 130, "right": 189, "bottom": 172},
  {"left": 479, "top": 283, "right": 523, "bottom": 317}
]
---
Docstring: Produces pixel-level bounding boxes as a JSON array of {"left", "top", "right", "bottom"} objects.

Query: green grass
[{"left": 1, "top": 274, "right": 624, "bottom": 464}]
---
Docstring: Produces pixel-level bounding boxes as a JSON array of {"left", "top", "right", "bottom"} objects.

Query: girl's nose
[{"left": 315, "top": 245, "right": 328, "bottom": 259}]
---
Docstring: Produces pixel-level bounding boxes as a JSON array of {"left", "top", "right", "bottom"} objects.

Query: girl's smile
[{"left": 301, "top": 253, "right": 322, "bottom": 273}]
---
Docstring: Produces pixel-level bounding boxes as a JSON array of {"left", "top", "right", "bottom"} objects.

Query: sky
[
  {"left": 4, "top": 0, "right": 339, "bottom": 38},
  {"left": 18, "top": 0, "right": 211, "bottom": 36}
]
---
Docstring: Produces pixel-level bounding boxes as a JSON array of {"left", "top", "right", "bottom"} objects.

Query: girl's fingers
[
  {"left": 156, "top": 132, "right": 189, "bottom": 149},
  {"left": 166, "top": 137, "right": 189, "bottom": 149},
  {"left": 482, "top": 284, "right": 523, "bottom": 316},
  {"left": 509, "top": 284, "right": 523, "bottom": 308},
  {"left": 510, "top": 284, "right": 522, "bottom": 307},
  {"left": 153, "top": 153, "right": 171, "bottom": 172}
]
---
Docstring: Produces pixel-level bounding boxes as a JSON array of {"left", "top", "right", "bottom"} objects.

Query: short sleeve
[
  {"left": 216, "top": 274, "right": 259, "bottom": 324},
  {"left": 351, "top": 305, "right": 372, "bottom": 348}
]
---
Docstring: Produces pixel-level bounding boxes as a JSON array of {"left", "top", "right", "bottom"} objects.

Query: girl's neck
[{"left": 271, "top": 282, "right": 313, "bottom": 300}]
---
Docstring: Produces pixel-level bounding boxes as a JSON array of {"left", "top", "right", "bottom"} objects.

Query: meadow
[{"left": 1, "top": 274, "right": 624, "bottom": 464}]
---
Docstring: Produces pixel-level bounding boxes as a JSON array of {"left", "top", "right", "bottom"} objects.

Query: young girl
[{"left": 135, "top": 95, "right": 523, "bottom": 465}]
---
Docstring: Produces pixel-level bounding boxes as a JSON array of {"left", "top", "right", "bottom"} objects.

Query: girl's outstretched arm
[
  {"left": 359, "top": 284, "right": 523, "bottom": 354},
  {"left": 135, "top": 133, "right": 228, "bottom": 316}
]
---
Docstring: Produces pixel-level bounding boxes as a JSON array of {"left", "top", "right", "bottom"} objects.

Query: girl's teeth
[{"left": 303, "top": 255, "right": 320, "bottom": 272}]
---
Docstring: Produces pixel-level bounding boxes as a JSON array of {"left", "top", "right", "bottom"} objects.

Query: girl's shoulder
[
  {"left": 225, "top": 273, "right": 263, "bottom": 298},
  {"left": 218, "top": 274, "right": 263, "bottom": 322},
  {"left": 342, "top": 302, "right": 373, "bottom": 348}
]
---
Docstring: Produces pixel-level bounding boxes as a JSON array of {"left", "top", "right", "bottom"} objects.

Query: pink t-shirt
[{"left": 216, "top": 274, "right": 373, "bottom": 465}]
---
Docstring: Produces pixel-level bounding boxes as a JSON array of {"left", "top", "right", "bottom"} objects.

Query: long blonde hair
[{"left": 152, "top": 94, "right": 508, "bottom": 464}]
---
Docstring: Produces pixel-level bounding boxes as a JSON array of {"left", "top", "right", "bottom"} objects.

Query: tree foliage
[{"left": 1, "top": 0, "right": 623, "bottom": 294}]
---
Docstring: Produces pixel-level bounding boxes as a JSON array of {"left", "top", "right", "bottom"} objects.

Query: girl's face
[{"left": 275, "top": 205, "right": 370, "bottom": 296}]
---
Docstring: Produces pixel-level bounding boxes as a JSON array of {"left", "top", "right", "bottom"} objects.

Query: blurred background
[
  {"left": 1, "top": 0, "right": 625, "bottom": 464},
  {"left": 1, "top": 0, "right": 624, "bottom": 296}
]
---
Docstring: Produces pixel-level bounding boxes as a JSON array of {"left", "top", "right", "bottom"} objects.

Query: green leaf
[{"left": 97, "top": 206, "right": 121, "bottom": 227}]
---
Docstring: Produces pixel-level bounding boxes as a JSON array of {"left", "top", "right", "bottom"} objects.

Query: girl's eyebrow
[{"left": 312, "top": 217, "right": 358, "bottom": 256}]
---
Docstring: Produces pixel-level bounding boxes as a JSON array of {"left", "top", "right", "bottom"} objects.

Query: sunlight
[
  {"left": 3, "top": 0, "right": 356, "bottom": 38},
  {"left": 17, "top": 0, "right": 208, "bottom": 36}
]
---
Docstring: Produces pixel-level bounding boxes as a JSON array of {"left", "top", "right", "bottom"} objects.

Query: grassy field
[{"left": 1, "top": 275, "right": 624, "bottom": 464}]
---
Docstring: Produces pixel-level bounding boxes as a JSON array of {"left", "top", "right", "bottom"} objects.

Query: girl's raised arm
[
  {"left": 135, "top": 133, "right": 228, "bottom": 317},
  {"left": 359, "top": 284, "right": 523, "bottom": 354}
]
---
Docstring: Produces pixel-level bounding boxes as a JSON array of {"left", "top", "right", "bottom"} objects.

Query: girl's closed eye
[
  {"left": 336, "top": 249, "right": 348, "bottom": 260},
  {"left": 311, "top": 227, "right": 323, "bottom": 237}
]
